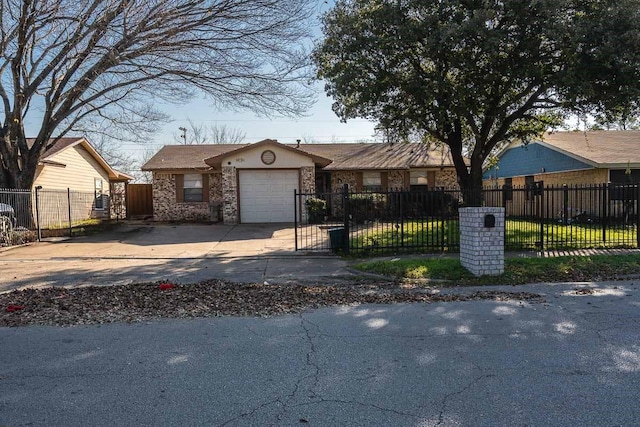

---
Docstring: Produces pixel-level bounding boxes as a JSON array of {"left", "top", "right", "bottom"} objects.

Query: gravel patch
[{"left": 0, "top": 280, "right": 544, "bottom": 327}]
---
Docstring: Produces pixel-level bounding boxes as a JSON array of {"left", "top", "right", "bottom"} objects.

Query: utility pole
[{"left": 179, "top": 127, "right": 187, "bottom": 144}]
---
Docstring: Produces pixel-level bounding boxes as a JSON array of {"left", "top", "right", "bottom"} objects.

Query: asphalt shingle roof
[
  {"left": 541, "top": 131, "right": 640, "bottom": 166},
  {"left": 142, "top": 142, "right": 459, "bottom": 171}
]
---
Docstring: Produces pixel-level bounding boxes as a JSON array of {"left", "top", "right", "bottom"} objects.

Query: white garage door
[{"left": 239, "top": 170, "right": 299, "bottom": 223}]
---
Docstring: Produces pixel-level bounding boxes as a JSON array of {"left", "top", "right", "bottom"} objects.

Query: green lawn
[
  {"left": 506, "top": 219, "right": 637, "bottom": 250},
  {"left": 350, "top": 220, "right": 459, "bottom": 253},
  {"left": 353, "top": 254, "right": 640, "bottom": 286},
  {"left": 348, "top": 218, "right": 637, "bottom": 253}
]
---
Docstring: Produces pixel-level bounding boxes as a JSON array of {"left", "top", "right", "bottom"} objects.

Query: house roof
[
  {"left": 204, "top": 139, "right": 332, "bottom": 168},
  {"left": 537, "top": 131, "right": 640, "bottom": 168},
  {"left": 297, "top": 143, "right": 458, "bottom": 170},
  {"left": 142, "top": 144, "right": 247, "bottom": 171},
  {"left": 30, "top": 137, "right": 133, "bottom": 182},
  {"left": 143, "top": 140, "right": 461, "bottom": 171}
]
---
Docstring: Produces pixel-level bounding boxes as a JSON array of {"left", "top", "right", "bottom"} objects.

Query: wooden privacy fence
[{"left": 126, "top": 184, "right": 153, "bottom": 218}]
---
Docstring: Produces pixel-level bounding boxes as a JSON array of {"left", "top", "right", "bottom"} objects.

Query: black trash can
[{"left": 327, "top": 227, "right": 345, "bottom": 252}]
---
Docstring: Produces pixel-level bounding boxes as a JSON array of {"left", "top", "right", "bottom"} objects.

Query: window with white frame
[
  {"left": 183, "top": 174, "right": 203, "bottom": 202},
  {"left": 94, "top": 178, "right": 104, "bottom": 209},
  {"left": 362, "top": 171, "right": 382, "bottom": 192}
]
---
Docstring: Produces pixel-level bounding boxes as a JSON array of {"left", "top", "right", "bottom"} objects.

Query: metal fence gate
[{"left": 294, "top": 184, "right": 462, "bottom": 254}]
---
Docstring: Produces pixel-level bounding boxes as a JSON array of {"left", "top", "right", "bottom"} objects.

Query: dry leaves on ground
[{"left": 0, "top": 280, "right": 544, "bottom": 327}]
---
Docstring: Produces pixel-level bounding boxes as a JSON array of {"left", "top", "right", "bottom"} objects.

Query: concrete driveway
[
  {"left": 0, "top": 223, "right": 354, "bottom": 292},
  {"left": 2, "top": 281, "right": 640, "bottom": 426}
]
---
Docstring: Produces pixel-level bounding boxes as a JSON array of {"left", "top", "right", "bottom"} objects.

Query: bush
[
  {"left": 349, "top": 193, "right": 387, "bottom": 224},
  {"left": 305, "top": 197, "right": 327, "bottom": 224}
]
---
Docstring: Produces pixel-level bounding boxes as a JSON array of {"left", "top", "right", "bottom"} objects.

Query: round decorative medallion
[{"left": 261, "top": 150, "right": 276, "bottom": 165}]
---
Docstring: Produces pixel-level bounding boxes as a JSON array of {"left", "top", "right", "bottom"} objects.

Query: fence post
[
  {"left": 602, "top": 184, "right": 608, "bottom": 243},
  {"left": 294, "top": 189, "right": 298, "bottom": 251},
  {"left": 35, "top": 186, "right": 42, "bottom": 242},
  {"left": 539, "top": 184, "right": 545, "bottom": 251},
  {"left": 636, "top": 184, "right": 640, "bottom": 248},
  {"left": 563, "top": 185, "right": 569, "bottom": 225},
  {"left": 342, "top": 183, "right": 350, "bottom": 254},
  {"left": 67, "top": 188, "right": 72, "bottom": 237},
  {"left": 399, "top": 189, "right": 404, "bottom": 249}
]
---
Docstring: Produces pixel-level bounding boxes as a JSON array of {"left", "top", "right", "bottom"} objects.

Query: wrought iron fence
[
  {"left": 0, "top": 188, "right": 115, "bottom": 246},
  {"left": 485, "top": 183, "right": 639, "bottom": 250},
  {"left": 294, "top": 183, "right": 639, "bottom": 254}
]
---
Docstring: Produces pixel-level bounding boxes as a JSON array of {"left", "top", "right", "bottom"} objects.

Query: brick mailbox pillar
[{"left": 459, "top": 207, "right": 505, "bottom": 276}]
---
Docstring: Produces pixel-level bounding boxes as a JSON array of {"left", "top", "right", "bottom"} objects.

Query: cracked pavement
[{"left": 2, "top": 281, "right": 640, "bottom": 426}]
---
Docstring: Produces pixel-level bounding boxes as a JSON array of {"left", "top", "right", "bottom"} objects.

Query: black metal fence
[
  {"left": 294, "top": 183, "right": 639, "bottom": 254},
  {"left": 0, "top": 188, "right": 115, "bottom": 246}
]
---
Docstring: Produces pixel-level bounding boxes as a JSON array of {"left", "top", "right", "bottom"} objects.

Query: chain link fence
[{"left": 0, "top": 188, "right": 122, "bottom": 246}]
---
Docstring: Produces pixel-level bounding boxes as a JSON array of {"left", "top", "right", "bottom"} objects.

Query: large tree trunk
[
  {"left": 447, "top": 131, "right": 485, "bottom": 207},
  {"left": 458, "top": 161, "right": 484, "bottom": 207}
]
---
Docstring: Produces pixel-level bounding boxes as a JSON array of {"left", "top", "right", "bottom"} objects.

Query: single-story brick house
[
  {"left": 484, "top": 130, "right": 640, "bottom": 187},
  {"left": 142, "top": 139, "right": 461, "bottom": 224}
]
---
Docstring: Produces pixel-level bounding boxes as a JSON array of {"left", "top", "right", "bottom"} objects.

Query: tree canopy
[
  {"left": 313, "top": 0, "right": 640, "bottom": 204},
  {"left": 0, "top": 0, "right": 318, "bottom": 189}
]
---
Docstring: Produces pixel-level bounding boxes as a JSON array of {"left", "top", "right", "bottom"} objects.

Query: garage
[{"left": 238, "top": 170, "right": 299, "bottom": 223}]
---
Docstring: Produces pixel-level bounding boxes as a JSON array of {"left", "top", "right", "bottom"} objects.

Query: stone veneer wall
[
  {"left": 435, "top": 169, "right": 459, "bottom": 189},
  {"left": 329, "top": 171, "right": 357, "bottom": 217},
  {"left": 459, "top": 207, "right": 505, "bottom": 276},
  {"left": 152, "top": 172, "right": 222, "bottom": 222},
  {"left": 330, "top": 171, "right": 359, "bottom": 193},
  {"left": 300, "top": 167, "right": 315, "bottom": 193},
  {"left": 298, "top": 167, "right": 316, "bottom": 224},
  {"left": 222, "top": 166, "right": 238, "bottom": 224},
  {"left": 388, "top": 170, "right": 406, "bottom": 190}
]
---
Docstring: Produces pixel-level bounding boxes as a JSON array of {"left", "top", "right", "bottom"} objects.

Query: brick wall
[
  {"left": 483, "top": 169, "right": 611, "bottom": 218},
  {"left": 435, "top": 169, "right": 459, "bottom": 189},
  {"left": 330, "top": 171, "right": 358, "bottom": 193},
  {"left": 485, "top": 168, "right": 608, "bottom": 188},
  {"left": 388, "top": 170, "right": 405, "bottom": 190},
  {"left": 222, "top": 166, "right": 238, "bottom": 224},
  {"left": 300, "top": 167, "right": 315, "bottom": 193},
  {"left": 459, "top": 207, "right": 504, "bottom": 276},
  {"left": 152, "top": 172, "right": 222, "bottom": 221}
]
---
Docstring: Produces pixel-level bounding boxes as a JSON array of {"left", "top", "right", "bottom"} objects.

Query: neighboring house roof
[
  {"left": 538, "top": 130, "right": 640, "bottom": 168},
  {"left": 143, "top": 140, "right": 461, "bottom": 171},
  {"left": 30, "top": 137, "right": 133, "bottom": 182},
  {"left": 484, "top": 130, "right": 640, "bottom": 179}
]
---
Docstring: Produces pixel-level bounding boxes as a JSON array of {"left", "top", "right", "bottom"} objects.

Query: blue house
[{"left": 484, "top": 131, "right": 640, "bottom": 187}]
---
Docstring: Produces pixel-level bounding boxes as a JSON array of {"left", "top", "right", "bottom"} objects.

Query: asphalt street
[{"left": 2, "top": 281, "right": 640, "bottom": 426}]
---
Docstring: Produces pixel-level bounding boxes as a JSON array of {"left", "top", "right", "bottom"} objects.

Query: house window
[
  {"left": 410, "top": 170, "right": 435, "bottom": 191},
  {"left": 362, "top": 171, "right": 382, "bottom": 192},
  {"left": 94, "top": 178, "right": 104, "bottom": 209},
  {"left": 183, "top": 174, "right": 203, "bottom": 202},
  {"left": 611, "top": 169, "right": 640, "bottom": 184}
]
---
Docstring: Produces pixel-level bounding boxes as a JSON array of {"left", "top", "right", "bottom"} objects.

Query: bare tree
[
  {"left": 0, "top": 0, "right": 317, "bottom": 189},
  {"left": 208, "top": 124, "right": 246, "bottom": 145},
  {"left": 91, "top": 135, "right": 137, "bottom": 174},
  {"left": 173, "top": 119, "right": 246, "bottom": 145},
  {"left": 132, "top": 146, "right": 157, "bottom": 184}
]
